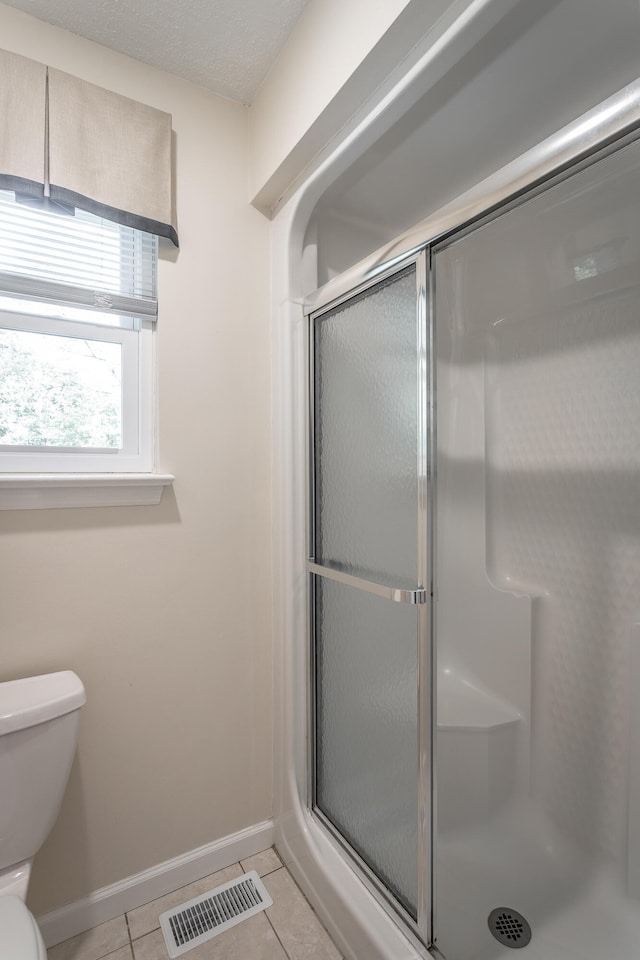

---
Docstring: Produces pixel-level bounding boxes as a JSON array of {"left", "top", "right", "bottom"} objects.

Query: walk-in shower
[
  {"left": 302, "top": 110, "right": 640, "bottom": 958},
  {"left": 271, "top": 3, "right": 640, "bottom": 958}
]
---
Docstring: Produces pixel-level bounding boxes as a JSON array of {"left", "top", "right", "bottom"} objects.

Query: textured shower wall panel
[
  {"left": 434, "top": 138, "right": 640, "bottom": 872},
  {"left": 435, "top": 297, "right": 532, "bottom": 739},
  {"left": 484, "top": 292, "right": 640, "bottom": 864}
]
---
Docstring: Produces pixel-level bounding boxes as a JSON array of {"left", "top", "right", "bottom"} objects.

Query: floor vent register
[{"left": 159, "top": 870, "right": 273, "bottom": 958}]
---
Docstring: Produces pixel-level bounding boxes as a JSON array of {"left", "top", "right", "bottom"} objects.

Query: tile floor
[{"left": 47, "top": 849, "right": 343, "bottom": 960}]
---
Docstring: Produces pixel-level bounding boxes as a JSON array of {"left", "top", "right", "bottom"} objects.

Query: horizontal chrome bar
[
  {"left": 304, "top": 78, "right": 640, "bottom": 317},
  {"left": 308, "top": 560, "right": 428, "bottom": 604}
]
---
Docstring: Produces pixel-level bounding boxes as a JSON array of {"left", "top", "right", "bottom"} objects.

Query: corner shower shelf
[
  {"left": 437, "top": 674, "right": 521, "bottom": 832},
  {"left": 437, "top": 674, "right": 521, "bottom": 732}
]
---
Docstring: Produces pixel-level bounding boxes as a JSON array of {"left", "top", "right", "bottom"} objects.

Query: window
[{"left": 0, "top": 190, "right": 157, "bottom": 474}]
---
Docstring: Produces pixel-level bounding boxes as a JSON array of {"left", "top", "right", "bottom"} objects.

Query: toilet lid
[{"left": 0, "top": 896, "right": 46, "bottom": 960}]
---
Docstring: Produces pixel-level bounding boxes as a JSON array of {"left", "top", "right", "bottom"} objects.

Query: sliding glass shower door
[{"left": 308, "top": 260, "right": 432, "bottom": 939}]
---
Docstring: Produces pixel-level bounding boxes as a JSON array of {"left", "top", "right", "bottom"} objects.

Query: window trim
[{"left": 0, "top": 472, "right": 174, "bottom": 510}]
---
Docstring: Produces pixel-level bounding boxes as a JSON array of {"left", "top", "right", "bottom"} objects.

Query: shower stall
[{"left": 270, "top": 2, "right": 640, "bottom": 958}]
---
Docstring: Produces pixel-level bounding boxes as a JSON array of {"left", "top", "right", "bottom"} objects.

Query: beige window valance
[{"left": 0, "top": 48, "right": 178, "bottom": 247}]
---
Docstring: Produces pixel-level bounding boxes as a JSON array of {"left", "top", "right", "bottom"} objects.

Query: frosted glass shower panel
[
  {"left": 313, "top": 268, "right": 418, "bottom": 586},
  {"left": 315, "top": 576, "right": 418, "bottom": 916}
]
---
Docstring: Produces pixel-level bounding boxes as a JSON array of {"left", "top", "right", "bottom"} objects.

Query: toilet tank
[{"left": 0, "top": 672, "right": 86, "bottom": 873}]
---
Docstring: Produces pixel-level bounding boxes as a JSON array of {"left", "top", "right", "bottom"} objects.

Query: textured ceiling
[{"left": 3, "top": 0, "right": 310, "bottom": 103}]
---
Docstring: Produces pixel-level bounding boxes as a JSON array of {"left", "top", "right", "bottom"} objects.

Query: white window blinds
[{"left": 0, "top": 190, "right": 157, "bottom": 325}]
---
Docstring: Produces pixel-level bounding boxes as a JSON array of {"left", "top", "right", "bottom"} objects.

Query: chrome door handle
[{"left": 308, "top": 560, "right": 428, "bottom": 604}]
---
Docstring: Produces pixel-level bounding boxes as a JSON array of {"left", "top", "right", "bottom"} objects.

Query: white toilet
[{"left": 0, "top": 671, "right": 86, "bottom": 959}]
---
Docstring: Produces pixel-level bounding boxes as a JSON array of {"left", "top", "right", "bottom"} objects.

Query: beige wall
[
  {"left": 248, "top": 0, "right": 474, "bottom": 215},
  {"left": 249, "top": 0, "right": 413, "bottom": 211},
  {"left": 0, "top": 4, "right": 272, "bottom": 916}
]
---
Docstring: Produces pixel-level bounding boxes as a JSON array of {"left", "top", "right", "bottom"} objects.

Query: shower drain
[{"left": 487, "top": 907, "right": 532, "bottom": 948}]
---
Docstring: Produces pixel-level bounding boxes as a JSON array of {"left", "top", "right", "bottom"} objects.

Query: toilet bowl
[
  {"left": 0, "top": 897, "right": 46, "bottom": 960},
  {"left": 0, "top": 671, "right": 86, "bottom": 959}
]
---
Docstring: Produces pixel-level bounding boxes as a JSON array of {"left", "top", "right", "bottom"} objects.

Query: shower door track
[
  {"left": 303, "top": 77, "right": 640, "bottom": 959},
  {"left": 312, "top": 807, "right": 434, "bottom": 960},
  {"left": 304, "top": 79, "right": 640, "bottom": 320}
]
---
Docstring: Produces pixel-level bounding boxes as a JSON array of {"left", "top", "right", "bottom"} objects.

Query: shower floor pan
[{"left": 435, "top": 797, "right": 640, "bottom": 960}]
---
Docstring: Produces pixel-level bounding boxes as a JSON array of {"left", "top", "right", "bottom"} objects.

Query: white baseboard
[{"left": 37, "top": 819, "right": 274, "bottom": 948}]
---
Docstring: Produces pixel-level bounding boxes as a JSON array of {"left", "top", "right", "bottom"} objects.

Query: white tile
[
  {"left": 263, "top": 868, "right": 342, "bottom": 960},
  {"left": 241, "top": 848, "right": 283, "bottom": 877},
  {"left": 47, "top": 916, "right": 129, "bottom": 960},
  {"left": 130, "top": 929, "right": 164, "bottom": 960},
  {"left": 127, "top": 863, "right": 243, "bottom": 941},
  {"left": 101, "top": 949, "right": 134, "bottom": 960}
]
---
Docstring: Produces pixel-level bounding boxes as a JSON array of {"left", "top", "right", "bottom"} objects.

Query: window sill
[{"left": 0, "top": 473, "right": 175, "bottom": 510}]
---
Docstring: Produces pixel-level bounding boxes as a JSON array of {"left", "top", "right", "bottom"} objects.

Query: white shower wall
[
  {"left": 486, "top": 290, "right": 640, "bottom": 865},
  {"left": 435, "top": 140, "right": 640, "bottom": 869}
]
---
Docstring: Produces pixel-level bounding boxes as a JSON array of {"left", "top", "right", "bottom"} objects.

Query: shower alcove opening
[{"left": 270, "top": 2, "right": 640, "bottom": 959}]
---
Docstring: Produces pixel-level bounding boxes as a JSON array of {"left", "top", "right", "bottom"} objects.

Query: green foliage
[{"left": 0, "top": 328, "right": 121, "bottom": 448}]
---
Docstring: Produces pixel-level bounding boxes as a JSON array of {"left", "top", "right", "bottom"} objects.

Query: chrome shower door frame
[{"left": 307, "top": 250, "right": 435, "bottom": 953}]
